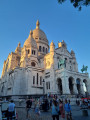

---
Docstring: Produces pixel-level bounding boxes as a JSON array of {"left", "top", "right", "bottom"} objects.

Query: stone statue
[
  {"left": 81, "top": 65, "right": 88, "bottom": 73},
  {"left": 58, "top": 59, "right": 66, "bottom": 69}
]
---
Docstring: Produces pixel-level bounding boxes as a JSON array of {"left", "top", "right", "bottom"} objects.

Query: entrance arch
[
  {"left": 68, "top": 77, "right": 74, "bottom": 94},
  {"left": 57, "top": 78, "right": 63, "bottom": 95},
  {"left": 76, "top": 78, "right": 81, "bottom": 94}
]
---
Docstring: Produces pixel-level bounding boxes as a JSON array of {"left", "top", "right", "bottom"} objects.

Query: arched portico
[
  {"left": 57, "top": 78, "right": 63, "bottom": 95},
  {"left": 76, "top": 78, "right": 81, "bottom": 94},
  {"left": 68, "top": 77, "right": 74, "bottom": 94}
]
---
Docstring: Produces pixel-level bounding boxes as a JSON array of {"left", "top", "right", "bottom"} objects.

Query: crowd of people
[
  {"left": 0, "top": 99, "right": 16, "bottom": 120},
  {"left": 76, "top": 99, "right": 90, "bottom": 109},
  {"left": 1, "top": 95, "right": 90, "bottom": 120},
  {"left": 25, "top": 95, "right": 72, "bottom": 120}
]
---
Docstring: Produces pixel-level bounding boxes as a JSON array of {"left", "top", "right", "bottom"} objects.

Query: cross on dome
[{"left": 36, "top": 20, "right": 40, "bottom": 29}]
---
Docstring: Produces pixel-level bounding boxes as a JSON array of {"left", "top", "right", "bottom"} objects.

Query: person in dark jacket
[{"left": 26, "top": 98, "right": 32, "bottom": 119}]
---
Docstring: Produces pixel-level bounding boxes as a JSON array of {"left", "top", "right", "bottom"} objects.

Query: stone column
[
  {"left": 86, "top": 81, "right": 89, "bottom": 94},
  {"left": 73, "top": 82, "right": 78, "bottom": 94},
  {"left": 62, "top": 77, "right": 70, "bottom": 95}
]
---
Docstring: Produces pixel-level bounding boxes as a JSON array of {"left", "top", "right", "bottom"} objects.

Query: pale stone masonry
[{"left": 0, "top": 20, "right": 90, "bottom": 96}]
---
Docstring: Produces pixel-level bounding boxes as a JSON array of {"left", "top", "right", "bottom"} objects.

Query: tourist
[
  {"left": 7, "top": 100, "right": 15, "bottom": 120},
  {"left": 68, "top": 99, "right": 70, "bottom": 104},
  {"left": 59, "top": 100, "right": 65, "bottom": 119},
  {"left": 88, "top": 100, "right": 90, "bottom": 109},
  {"left": 34, "top": 99, "right": 40, "bottom": 115},
  {"left": 52, "top": 99, "right": 59, "bottom": 120},
  {"left": 64, "top": 99, "right": 72, "bottom": 120},
  {"left": 76, "top": 99, "right": 77, "bottom": 105},
  {"left": 50, "top": 99, "right": 52, "bottom": 108},
  {"left": 26, "top": 98, "right": 32, "bottom": 119}
]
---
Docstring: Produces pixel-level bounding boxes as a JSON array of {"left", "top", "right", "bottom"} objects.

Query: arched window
[
  {"left": 39, "top": 46, "right": 41, "bottom": 52},
  {"left": 33, "top": 76, "right": 35, "bottom": 84},
  {"left": 31, "top": 62, "right": 36, "bottom": 67},
  {"left": 46, "top": 48, "right": 47, "bottom": 53},
  {"left": 43, "top": 47, "right": 45, "bottom": 52},
  {"left": 28, "top": 49, "right": 30, "bottom": 54},
  {"left": 40, "top": 76, "right": 42, "bottom": 85},
  {"left": 32, "top": 50, "right": 35, "bottom": 55},
  {"left": 34, "top": 50, "right": 35, "bottom": 55},
  {"left": 70, "top": 66, "right": 72, "bottom": 70},
  {"left": 37, "top": 73, "right": 38, "bottom": 85}
]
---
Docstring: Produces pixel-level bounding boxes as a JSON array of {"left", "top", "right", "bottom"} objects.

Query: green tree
[{"left": 58, "top": 0, "right": 90, "bottom": 10}]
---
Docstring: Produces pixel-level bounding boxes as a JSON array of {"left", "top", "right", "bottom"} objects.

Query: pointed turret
[
  {"left": 58, "top": 40, "right": 67, "bottom": 49},
  {"left": 50, "top": 40, "right": 55, "bottom": 53},
  {"left": 30, "top": 29, "right": 33, "bottom": 37},
  {"left": 15, "top": 42, "right": 21, "bottom": 55},
  {"left": 36, "top": 20, "right": 40, "bottom": 29},
  {"left": 71, "top": 49, "right": 75, "bottom": 58},
  {"left": 18, "top": 42, "right": 21, "bottom": 47}
]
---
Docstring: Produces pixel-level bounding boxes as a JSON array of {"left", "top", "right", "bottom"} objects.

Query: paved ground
[{"left": 16, "top": 105, "right": 90, "bottom": 120}]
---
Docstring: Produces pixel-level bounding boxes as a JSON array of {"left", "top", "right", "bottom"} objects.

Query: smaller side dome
[{"left": 24, "top": 30, "right": 37, "bottom": 48}]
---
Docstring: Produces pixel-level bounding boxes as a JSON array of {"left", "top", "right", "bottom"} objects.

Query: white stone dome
[
  {"left": 33, "top": 28, "right": 47, "bottom": 40},
  {"left": 24, "top": 30, "right": 37, "bottom": 48},
  {"left": 33, "top": 20, "right": 48, "bottom": 44}
]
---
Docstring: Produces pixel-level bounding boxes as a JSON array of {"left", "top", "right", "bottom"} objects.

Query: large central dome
[
  {"left": 33, "top": 20, "right": 48, "bottom": 44},
  {"left": 33, "top": 28, "right": 47, "bottom": 40}
]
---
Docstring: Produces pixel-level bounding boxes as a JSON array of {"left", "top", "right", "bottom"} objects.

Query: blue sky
[{"left": 0, "top": 0, "right": 90, "bottom": 77}]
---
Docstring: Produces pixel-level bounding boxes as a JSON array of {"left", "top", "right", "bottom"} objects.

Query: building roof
[
  {"left": 24, "top": 30, "right": 37, "bottom": 48},
  {"left": 33, "top": 20, "right": 48, "bottom": 44}
]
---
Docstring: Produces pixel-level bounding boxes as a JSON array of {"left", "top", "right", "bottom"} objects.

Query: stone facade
[{"left": 0, "top": 20, "right": 90, "bottom": 96}]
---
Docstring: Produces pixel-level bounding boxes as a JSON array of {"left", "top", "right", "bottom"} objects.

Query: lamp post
[{"left": 42, "top": 79, "right": 45, "bottom": 96}]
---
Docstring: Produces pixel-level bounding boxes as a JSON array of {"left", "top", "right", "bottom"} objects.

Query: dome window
[
  {"left": 46, "top": 48, "right": 47, "bottom": 53},
  {"left": 31, "top": 62, "right": 36, "bottom": 67},
  {"left": 32, "top": 50, "right": 35, "bottom": 55},
  {"left": 39, "top": 46, "right": 41, "bottom": 52},
  {"left": 43, "top": 47, "right": 45, "bottom": 52}
]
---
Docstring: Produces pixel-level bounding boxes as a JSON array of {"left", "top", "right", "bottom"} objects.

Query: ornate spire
[
  {"left": 30, "top": 29, "right": 33, "bottom": 37},
  {"left": 50, "top": 40, "right": 55, "bottom": 46},
  {"left": 18, "top": 42, "right": 21, "bottom": 47},
  {"left": 36, "top": 20, "right": 40, "bottom": 29}
]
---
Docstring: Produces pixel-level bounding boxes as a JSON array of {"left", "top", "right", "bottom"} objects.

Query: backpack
[
  {"left": 68, "top": 103, "right": 70, "bottom": 110},
  {"left": 55, "top": 107, "right": 60, "bottom": 115}
]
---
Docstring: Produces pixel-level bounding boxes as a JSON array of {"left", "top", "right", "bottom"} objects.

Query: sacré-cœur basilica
[{"left": 0, "top": 20, "right": 90, "bottom": 98}]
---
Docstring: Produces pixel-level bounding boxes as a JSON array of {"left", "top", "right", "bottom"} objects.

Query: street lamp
[{"left": 42, "top": 79, "right": 45, "bottom": 96}]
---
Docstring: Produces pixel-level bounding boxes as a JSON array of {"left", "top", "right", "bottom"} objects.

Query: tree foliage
[{"left": 58, "top": 0, "right": 90, "bottom": 10}]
